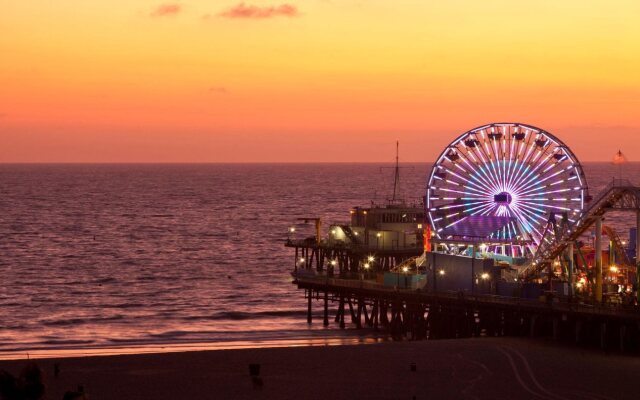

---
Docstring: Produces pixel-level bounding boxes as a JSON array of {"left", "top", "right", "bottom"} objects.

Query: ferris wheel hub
[{"left": 494, "top": 192, "right": 513, "bottom": 205}]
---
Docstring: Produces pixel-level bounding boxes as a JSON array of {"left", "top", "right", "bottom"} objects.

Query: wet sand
[{"left": 1, "top": 338, "right": 638, "bottom": 400}]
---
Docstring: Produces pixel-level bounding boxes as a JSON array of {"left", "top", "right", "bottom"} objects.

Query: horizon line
[{"left": 0, "top": 160, "right": 631, "bottom": 165}]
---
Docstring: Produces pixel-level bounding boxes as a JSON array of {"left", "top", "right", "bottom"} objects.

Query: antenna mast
[{"left": 392, "top": 140, "right": 400, "bottom": 202}]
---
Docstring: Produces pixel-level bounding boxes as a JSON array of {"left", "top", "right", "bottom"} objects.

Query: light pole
[
  {"left": 438, "top": 269, "right": 445, "bottom": 292},
  {"left": 362, "top": 262, "right": 370, "bottom": 282},
  {"left": 402, "top": 266, "right": 409, "bottom": 288}
]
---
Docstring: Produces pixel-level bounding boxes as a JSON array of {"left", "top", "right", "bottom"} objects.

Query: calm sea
[{"left": 1, "top": 163, "right": 639, "bottom": 358}]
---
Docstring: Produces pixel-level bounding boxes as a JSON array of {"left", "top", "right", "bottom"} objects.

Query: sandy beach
[{"left": 1, "top": 338, "right": 638, "bottom": 400}]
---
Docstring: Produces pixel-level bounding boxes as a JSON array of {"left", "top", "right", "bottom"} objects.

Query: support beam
[
  {"left": 568, "top": 242, "right": 574, "bottom": 299},
  {"left": 595, "top": 216, "right": 603, "bottom": 303},
  {"left": 323, "top": 291, "right": 329, "bottom": 326},
  {"left": 637, "top": 211, "right": 640, "bottom": 303},
  {"left": 339, "top": 296, "right": 345, "bottom": 329},
  {"left": 471, "top": 244, "right": 477, "bottom": 294},
  {"left": 356, "top": 298, "right": 362, "bottom": 329},
  {"left": 307, "top": 290, "right": 313, "bottom": 324}
]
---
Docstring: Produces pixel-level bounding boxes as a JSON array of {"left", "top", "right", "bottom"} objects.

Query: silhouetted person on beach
[
  {"left": 0, "top": 363, "right": 45, "bottom": 400},
  {"left": 61, "top": 391, "right": 87, "bottom": 400}
]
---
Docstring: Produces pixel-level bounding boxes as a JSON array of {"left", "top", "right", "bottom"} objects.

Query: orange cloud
[
  {"left": 209, "top": 87, "right": 228, "bottom": 94},
  {"left": 150, "top": 3, "right": 181, "bottom": 17},
  {"left": 218, "top": 3, "right": 299, "bottom": 19}
]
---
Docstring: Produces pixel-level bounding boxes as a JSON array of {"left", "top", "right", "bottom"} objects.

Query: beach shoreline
[
  {"left": 1, "top": 337, "right": 638, "bottom": 400},
  {"left": 0, "top": 335, "right": 388, "bottom": 361}
]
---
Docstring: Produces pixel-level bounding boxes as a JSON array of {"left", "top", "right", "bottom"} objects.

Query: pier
[
  {"left": 294, "top": 273, "right": 640, "bottom": 353},
  {"left": 286, "top": 123, "right": 640, "bottom": 354}
]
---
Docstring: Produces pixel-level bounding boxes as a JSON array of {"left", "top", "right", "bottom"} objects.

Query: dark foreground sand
[{"left": 1, "top": 338, "right": 638, "bottom": 400}]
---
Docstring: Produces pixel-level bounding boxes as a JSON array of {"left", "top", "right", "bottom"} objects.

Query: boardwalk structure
[
  {"left": 286, "top": 123, "right": 640, "bottom": 353},
  {"left": 289, "top": 178, "right": 640, "bottom": 353}
]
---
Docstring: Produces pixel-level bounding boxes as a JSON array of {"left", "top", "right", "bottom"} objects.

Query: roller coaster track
[
  {"left": 521, "top": 179, "right": 640, "bottom": 280},
  {"left": 603, "top": 225, "right": 633, "bottom": 266}
]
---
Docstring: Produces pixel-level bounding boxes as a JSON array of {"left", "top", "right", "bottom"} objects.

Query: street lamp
[
  {"left": 376, "top": 232, "right": 383, "bottom": 249},
  {"left": 402, "top": 266, "right": 410, "bottom": 288}
]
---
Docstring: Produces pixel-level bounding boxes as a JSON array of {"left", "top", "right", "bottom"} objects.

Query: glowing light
[
  {"left": 299, "top": 257, "right": 305, "bottom": 263},
  {"left": 402, "top": 266, "right": 409, "bottom": 273},
  {"left": 363, "top": 263, "right": 370, "bottom": 269},
  {"left": 438, "top": 270, "right": 445, "bottom": 276},
  {"left": 330, "top": 260, "right": 337, "bottom": 266},
  {"left": 368, "top": 256, "right": 375, "bottom": 262},
  {"left": 376, "top": 232, "right": 382, "bottom": 237},
  {"left": 426, "top": 123, "right": 586, "bottom": 250},
  {"left": 481, "top": 273, "right": 490, "bottom": 280},
  {"left": 610, "top": 265, "right": 619, "bottom": 273},
  {"left": 289, "top": 227, "right": 296, "bottom": 233}
]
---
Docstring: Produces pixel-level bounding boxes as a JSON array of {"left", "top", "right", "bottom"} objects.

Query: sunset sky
[{"left": 1, "top": 1, "right": 639, "bottom": 162}]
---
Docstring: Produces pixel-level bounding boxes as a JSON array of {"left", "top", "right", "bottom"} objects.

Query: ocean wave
[
  {"left": 40, "top": 315, "right": 124, "bottom": 327},
  {"left": 40, "top": 339, "right": 96, "bottom": 346},
  {"left": 93, "top": 277, "right": 117, "bottom": 284},
  {"left": 104, "top": 303, "right": 145, "bottom": 309},
  {"left": 183, "top": 310, "right": 307, "bottom": 321}
]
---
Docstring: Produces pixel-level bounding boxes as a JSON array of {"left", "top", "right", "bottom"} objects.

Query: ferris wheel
[{"left": 426, "top": 123, "right": 587, "bottom": 249}]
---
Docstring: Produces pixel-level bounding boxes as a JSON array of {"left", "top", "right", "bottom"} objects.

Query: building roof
[{"left": 440, "top": 215, "right": 522, "bottom": 240}]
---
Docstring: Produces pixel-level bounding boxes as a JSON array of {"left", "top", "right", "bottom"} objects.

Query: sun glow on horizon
[{"left": 1, "top": 1, "right": 639, "bottom": 162}]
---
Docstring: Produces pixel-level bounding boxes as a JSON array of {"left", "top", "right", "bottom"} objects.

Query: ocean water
[{"left": 0, "top": 163, "right": 639, "bottom": 358}]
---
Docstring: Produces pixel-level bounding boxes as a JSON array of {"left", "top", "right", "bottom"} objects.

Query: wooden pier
[{"left": 295, "top": 273, "right": 640, "bottom": 353}]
